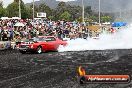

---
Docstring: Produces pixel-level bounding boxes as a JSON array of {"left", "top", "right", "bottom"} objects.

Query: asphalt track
[{"left": 0, "top": 49, "right": 132, "bottom": 88}]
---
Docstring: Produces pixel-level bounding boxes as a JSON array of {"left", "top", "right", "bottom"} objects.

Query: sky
[
  {"left": 2, "top": 0, "right": 76, "bottom": 7},
  {"left": 3, "top": 0, "right": 39, "bottom": 7},
  {"left": 56, "top": 0, "right": 75, "bottom": 2}
]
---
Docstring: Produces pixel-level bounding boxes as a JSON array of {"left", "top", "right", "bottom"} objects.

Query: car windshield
[
  {"left": 22, "top": 37, "right": 45, "bottom": 42},
  {"left": 31, "top": 37, "right": 45, "bottom": 42},
  {"left": 44, "top": 37, "right": 56, "bottom": 42}
]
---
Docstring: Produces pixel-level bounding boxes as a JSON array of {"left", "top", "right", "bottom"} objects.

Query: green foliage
[
  {"left": 0, "top": 1, "right": 3, "bottom": 7},
  {"left": 0, "top": 7, "right": 6, "bottom": 18},
  {"left": 67, "top": 5, "right": 82, "bottom": 21},
  {"left": 56, "top": 2, "right": 67, "bottom": 13},
  {"left": 89, "top": 15, "right": 98, "bottom": 22},
  {"left": 0, "top": 1, "right": 6, "bottom": 17},
  {"left": 25, "top": 7, "right": 33, "bottom": 18},
  {"left": 54, "top": 2, "right": 67, "bottom": 20},
  {"left": 59, "top": 11, "right": 71, "bottom": 21},
  {"left": 29, "top": 4, "right": 39, "bottom": 18},
  {"left": 6, "top": 0, "right": 31, "bottom": 19},
  {"left": 38, "top": 3, "right": 52, "bottom": 17},
  {"left": 77, "top": 17, "right": 83, "bottom": 22},
  {"left": 48, "top": 16, "right": 54, "bottom": 20},
  {"left": 6, "top": 2, "right": 19, "bottom": 17},
  {"left": 0, "top": 0, "right": 114, "bottom": 21},
  {"left": 101, "top": 16, "right": 112, "bottom": 22},
  {"left": 55, "top": 2, "right": 82, "bottom": 21},
  {"left": 85, "top": 6, "right": 92, "bottom": 17}
]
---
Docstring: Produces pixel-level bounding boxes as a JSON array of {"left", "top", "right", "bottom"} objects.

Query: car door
[
  {"left": 33, "top": 37, "right": 48, "bottom": 51},
  {"left": 45, "top": 37, "right": 58, "bottom": 50},
  {"left": 37, "top": 38, "right": 50, "bottom": 51}
]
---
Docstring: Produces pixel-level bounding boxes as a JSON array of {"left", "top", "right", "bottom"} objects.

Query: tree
[
  {"left": 38, "top": 3, "right": 52, "bottom": 17},
  {"left": 0, "top": 1, "right": 6, "bottom": 18},
  {"left": 59, "top": 11, "right": 71, "bottom": 21},
  {"left": 48, "top": 16, "right": 54, "bottom": 20},
  {"left": 56, "top": 2, "right": 67, "bottom": 13},
  {"left": 85, "top": 6, "right": 92, "bottom": 18},
  {"left": 101, "top": 16, "right": 112, "bottom": 22},
  {"left": 0, "top": 8, "right": 6, "bottom": 18},
  {"left": 20, "top": 1, "right": 30, "bottom": 19},
  {"left": 0, "top": 1, "right": 3, "bottom": 7},
  {"left": 14, "top": 0, "right": 19, "bottom": 3},
  {"left": 67, "top": 5, "right": 82, "bottom": 21},
  {"left": 29, "top": 4, "right": 39, "bottom": 18},
  {"left": 54, "top": 2, "right": 67, "bottom": 20},
  {"left": 25, "top": 7, "right": 33, "bottom": 19},
  {"left": 54, "top": 2, "right": 83, "bottom": 21},
  {"left": 7, "top": 2, "right": 19, "bottom": 17},
  {"left": 6, "top": 0, "right": 30, "bottom": 19},
  {"left": 89, "top": 15, "right": 98, "bottom": 22}
]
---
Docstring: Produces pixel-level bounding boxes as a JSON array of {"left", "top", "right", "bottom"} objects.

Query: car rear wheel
[{"left": 37, "top": 46, "right": 42, "bottom": 54}]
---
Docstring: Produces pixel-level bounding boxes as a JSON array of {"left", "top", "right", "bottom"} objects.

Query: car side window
[
  {"left": 39, "top": 38, "right": 45, "bottom": 41},
  {"left": 45, "top": 37, "right": 56, "bottom": 42}
]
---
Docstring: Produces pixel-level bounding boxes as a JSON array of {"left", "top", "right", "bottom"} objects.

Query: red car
[{"left": 18, "top": 36, "right": 67, "bottom": 54}]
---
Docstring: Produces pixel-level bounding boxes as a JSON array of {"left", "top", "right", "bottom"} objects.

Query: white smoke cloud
[{"left": 58, "top": 24, "right": 132, "bottom": 52}]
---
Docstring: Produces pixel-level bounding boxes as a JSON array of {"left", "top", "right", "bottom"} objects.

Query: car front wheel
[{"left": 36, "top": 46, "right": 42, "bottom": 54}]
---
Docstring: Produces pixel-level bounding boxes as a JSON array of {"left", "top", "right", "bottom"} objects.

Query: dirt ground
[{"left": 0, "top": 49, "right": 132, "bottom": 88}]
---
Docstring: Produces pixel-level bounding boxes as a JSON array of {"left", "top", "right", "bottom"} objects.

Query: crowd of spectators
[{"left": 0, "top": 18, "right": 90, "bottom": 44}]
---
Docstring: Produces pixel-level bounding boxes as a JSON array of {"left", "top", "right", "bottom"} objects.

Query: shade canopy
[
  {"left": 14, "top": 22, "right": 25, "bottom": 27},
  {"left": 112, "top": 22, "right": 127, "bottom": 27}
]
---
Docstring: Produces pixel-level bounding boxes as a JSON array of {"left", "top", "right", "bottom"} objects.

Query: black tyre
[
  {"left": 80, "top": 76, "right": 86, "bottom": 84},
  {"left": 20, "top": 50, "right": 26, "bottom": 54},
  {"left": 36, "top": 46, "right": 42, "bottom": 54}
]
